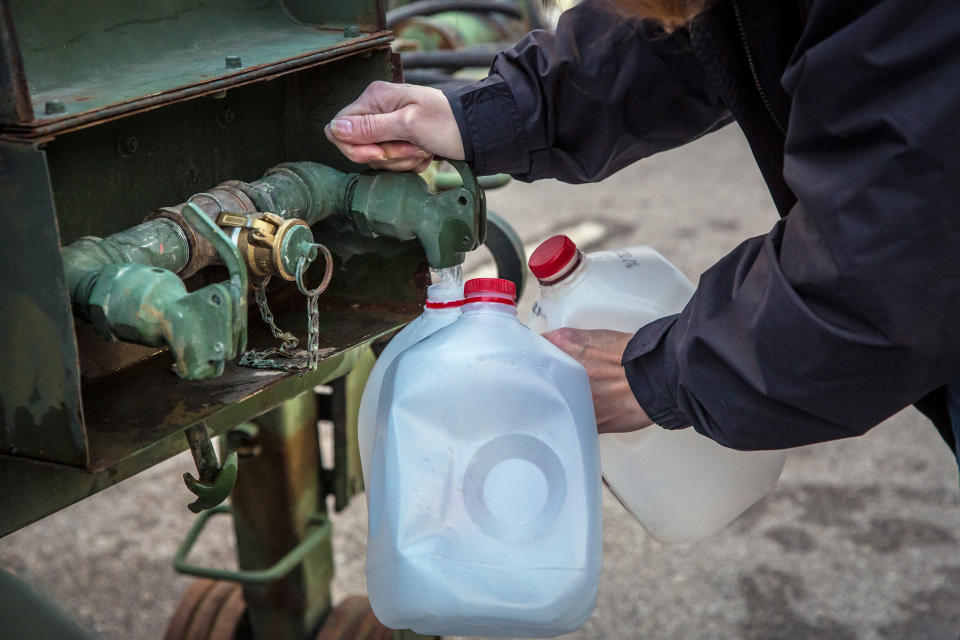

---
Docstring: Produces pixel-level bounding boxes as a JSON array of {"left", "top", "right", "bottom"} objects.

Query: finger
[
  {"left": 369, "top": 151, "right": 434, "bottom": 172},
  {"left": 328, "top": 108, "right": 411, "bottom": 146},
  {"left": 369, "top": 156, "right": 428, "bottom": 172},
  {"left": 414, "top": 157, "right": 434, "bottom": 174},
  {"left": 325, "top": 125, "right": 387, "bottom": 163},
  {"left": 379, "top": 140, "right": 430, "bottom": 161},
  {"left": 336, "top": 81, "right": 421, "bottom": 118},
  {"left": 542, "top": 328, "right": 583, "bottom": 356}
]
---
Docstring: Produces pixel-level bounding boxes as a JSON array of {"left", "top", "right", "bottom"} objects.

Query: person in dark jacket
[{"left": 324, "top": 0, "right": 960, "bottom": 462}]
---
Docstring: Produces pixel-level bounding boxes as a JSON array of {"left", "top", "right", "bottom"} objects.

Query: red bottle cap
[
  {"left": 528, "top": 235, "right": 579, "bottom": 281},
  {"left": 464, "top": 277, "right": 517, "bottom": 298}
]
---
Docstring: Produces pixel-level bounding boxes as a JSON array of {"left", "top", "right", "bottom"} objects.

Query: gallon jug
[
  {"left": 366, "top": 278, "right": 602, "bottom": 638},
  {"left": 358, "top": 280, "right": 463, "bottom": 488},
  {"left": 527, "top": 235, "right": 787, "bottom": 544}
]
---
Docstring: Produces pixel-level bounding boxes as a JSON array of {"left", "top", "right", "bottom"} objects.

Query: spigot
[
  {"left": 84, "top": 263, "right": 238, "bottom": 379},
  {"left": 345, "top": 160, "right": 486, "bottom": 269}
]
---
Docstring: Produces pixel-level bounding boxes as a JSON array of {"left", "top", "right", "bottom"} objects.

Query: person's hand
[
  {"left": 324, "top": 81, "right": 465, "bottom": 172},
  {"left": 543, "top": 328, "right": 653, "bottom": 434}
]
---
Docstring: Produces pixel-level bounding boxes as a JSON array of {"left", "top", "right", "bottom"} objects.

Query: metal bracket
[
  {"left": 182, "top": 201, "right": 248, "bottom": 354},
  {"left": 173, "top": 505, "right": 331, "bottom": 584}
]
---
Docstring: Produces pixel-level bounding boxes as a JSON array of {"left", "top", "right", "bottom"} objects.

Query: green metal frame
[
  {"left": 2, "top": 0, "right": 388, "bottom": 133},
  {"left": 0, "top": 43, "right": 417, "bottom": 486},
  {"left": 173, "top": 505, "right": 331, "bottom": 584}
]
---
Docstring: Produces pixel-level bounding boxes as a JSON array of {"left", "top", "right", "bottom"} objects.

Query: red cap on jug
[
  {"left": 464, "top": 277, "right": 516, "bottom": 298},
  {"left": 528, "top": 235, "right": 579, "bottom": 281}
]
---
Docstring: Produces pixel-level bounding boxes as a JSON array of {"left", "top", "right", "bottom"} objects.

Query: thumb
[{"left": 328, "top": 111, "right": 408, "bottom": 145}]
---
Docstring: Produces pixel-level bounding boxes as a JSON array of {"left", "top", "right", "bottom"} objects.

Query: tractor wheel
[
  {"left": 315, "top": 596, "right": 395, "bottom": 640},
  {"left": 165, "top": 578, "right": 247, "bottom": 640}
]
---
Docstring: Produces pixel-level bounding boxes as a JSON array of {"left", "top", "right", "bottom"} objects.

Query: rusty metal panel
[
  {"left": 0, "top": 306, "right": 416, "bottom": 537},
  {"left": 0, "top": 140, "right": 87, "bottom": 466},
  {"left": 44, "top": 50, "right": 393, "bottom": 248},
  {"left": 1, "top": 0, "right": 392, "bottom": 137},
  {"left": 0, "top": 1, "right": 30, "bottom": 123}
]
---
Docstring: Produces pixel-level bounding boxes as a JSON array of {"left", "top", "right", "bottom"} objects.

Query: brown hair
[{"left": 604, "top": 0, "right": 714, "bottom": 28}]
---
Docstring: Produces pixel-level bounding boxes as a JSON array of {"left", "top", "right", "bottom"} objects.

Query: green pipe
[
  {"left": 253, "top": 162, "right": 352, "bottom": 226},
  {"left": 241, "top": 160, "right": 486, "bottom": 268},
  {"left": 61, "top": 218, "right": 189, "bottom": 311},
  {"left": 61, "top": 160, "right": 485, "bottom": 320}
]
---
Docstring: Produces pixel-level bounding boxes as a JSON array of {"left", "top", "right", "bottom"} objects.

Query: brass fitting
[{"left": 216, "top": 211, "right": 312, "bottom": 282}]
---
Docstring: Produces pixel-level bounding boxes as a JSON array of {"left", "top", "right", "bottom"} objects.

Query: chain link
[{"left": 238, "top": 242, "right": 334, "bottom": 374}]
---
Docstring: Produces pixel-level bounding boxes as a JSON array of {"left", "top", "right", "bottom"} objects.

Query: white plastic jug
[
  {"left": 527, "top": 235, "right": 787, "bottom": 544},
  {"left": 358, "top": 281, "right": 463, "bottom": 488},
  {"left": 367, "top": 277, "right": 602, "bottom": 638}
]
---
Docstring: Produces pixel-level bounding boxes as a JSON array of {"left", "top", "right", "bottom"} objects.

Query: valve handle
[{"left": 183, "top": 202, "right": 248, "bottom": 354}]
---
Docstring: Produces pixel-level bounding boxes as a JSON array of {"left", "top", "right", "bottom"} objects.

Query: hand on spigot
[
  {"left": 325, "top": 81, "right": 465, "bottom": 172},
  {"left": 542, "top": 328, "right": 654, "bottom": 434}
]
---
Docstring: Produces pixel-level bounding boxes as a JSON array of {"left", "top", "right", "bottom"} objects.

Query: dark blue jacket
[{"left": 444, "top": 0, "right": 960, "bottom": 451}]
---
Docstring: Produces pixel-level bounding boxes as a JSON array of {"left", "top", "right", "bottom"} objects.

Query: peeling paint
[{"left": 0, "top": 294, "right": 67, "bottom": 432}]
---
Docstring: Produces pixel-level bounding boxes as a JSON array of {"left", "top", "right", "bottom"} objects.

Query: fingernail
[{"left": 331, "top": 118, "right": 352, "bottom": 136}]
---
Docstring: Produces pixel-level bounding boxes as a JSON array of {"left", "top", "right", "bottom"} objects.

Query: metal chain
[
  {"left": 254, "top": 277, "right": 299, "bottom": 354},
  {"left": 238, "top": 243, "right": 334, "bottom": 373}
]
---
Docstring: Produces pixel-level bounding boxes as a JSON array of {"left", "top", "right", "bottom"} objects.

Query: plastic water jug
[
  {"left": 358, "top": 280, "right": 463, "bottom": 488},
  {"left": 527, "top": 236, "right": 787, "bottom": 544},
  {"left": 366, "top": 278, "right": 602, "bottom": 638}
]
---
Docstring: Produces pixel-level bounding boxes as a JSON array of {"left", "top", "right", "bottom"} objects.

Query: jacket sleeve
[
  {"left": 622, "top": 0, "right": 960, "bottom": 450},
  {"left": 442, "top": 0, "right": 732, "bottom": 182}
]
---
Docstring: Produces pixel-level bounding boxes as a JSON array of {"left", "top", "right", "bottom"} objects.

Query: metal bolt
[
  {"left": 218, "top": 106, "right": 237, "bottom": 126},
  {"left": 343, "top": 25, "right": 360, "bottom": 38},
  {"left": 116, "top": 134, "right": 140, "bottom": 157},
  {"left": 44, "top": 100, "right": 65, "bottom": 115},
  {"left": 225, "top": 55, "right": 242, "bottom": 69}
]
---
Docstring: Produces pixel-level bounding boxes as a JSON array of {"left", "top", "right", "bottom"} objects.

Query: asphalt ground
[{"left": 2, "top": 126, "right": 959, "bottom": 639}]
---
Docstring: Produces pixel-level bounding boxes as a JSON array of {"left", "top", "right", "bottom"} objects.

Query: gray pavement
[{"left": 2, "top": 126, "right": 959, "bottom": 639}]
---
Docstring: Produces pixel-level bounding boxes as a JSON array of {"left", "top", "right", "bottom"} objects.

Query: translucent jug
[
  {"left": 367, "top": 278, "right": 602, "bottom": 638},
  {"left": 358, "top": 281, "right": 463, "bottom": 488},
  {"left": 527, "top": 235, "right": 787, "bottom": 544}
]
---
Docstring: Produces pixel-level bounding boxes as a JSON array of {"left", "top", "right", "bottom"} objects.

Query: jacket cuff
[
  {"left": 621, "top": 315, "right": 692, "bottom": 429},
  {"left": 442, "top": 74, "right": 530, "bottom": 176}
]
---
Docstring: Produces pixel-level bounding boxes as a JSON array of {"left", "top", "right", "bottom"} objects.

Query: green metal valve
[
  {"left": 346, "top": 160, "right": 486, "bottom": 269},
  {"left": 60, "top": 160, "right": 487, "bottom": 381},
  {"left": 85, "top": 263, "right": 237, "bottom": 379}
]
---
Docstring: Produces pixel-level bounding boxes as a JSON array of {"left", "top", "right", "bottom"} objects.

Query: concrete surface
[{"left": 2, "top": 126, "right": 959, "bottom": 639}]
